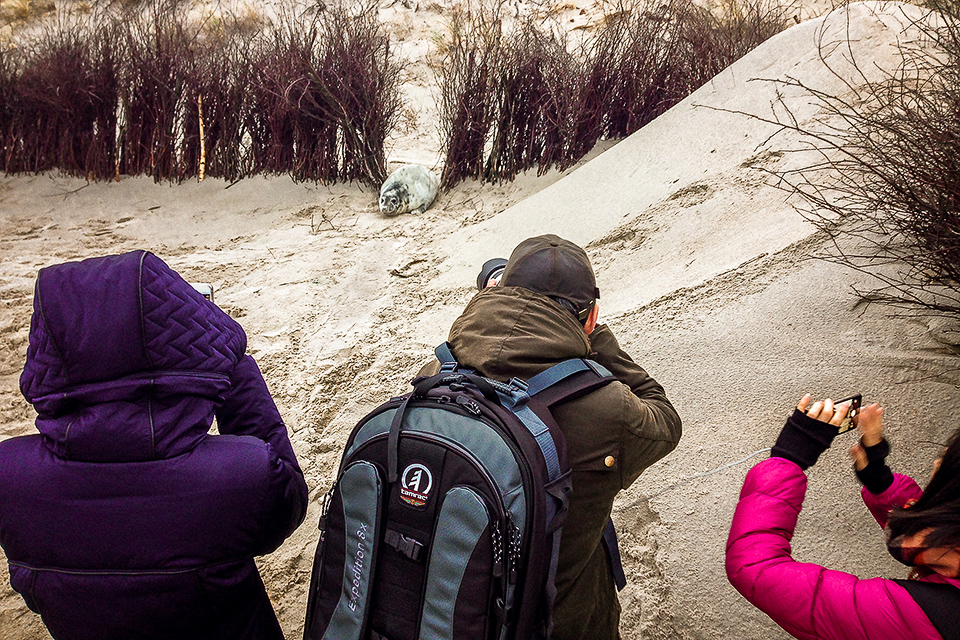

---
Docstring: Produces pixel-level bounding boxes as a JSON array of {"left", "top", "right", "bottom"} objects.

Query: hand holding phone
[
  {"left": 854, "top": 401, "right": 884, "bottom": 446},
  {"left": 835, "top": 394, "right": 862, "bottom": 434},
  {"left": 798, "top": 394, "right": 862, "bottom": 432}
]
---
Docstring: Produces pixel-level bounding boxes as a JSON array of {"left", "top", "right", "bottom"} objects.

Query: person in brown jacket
[{"left": 419, "top": 234, "right": 682, "bottom": 640}]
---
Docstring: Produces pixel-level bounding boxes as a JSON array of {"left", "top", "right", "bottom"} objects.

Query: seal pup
[{"left": 379, "top": 164, "right": 439, "bottom": 216}]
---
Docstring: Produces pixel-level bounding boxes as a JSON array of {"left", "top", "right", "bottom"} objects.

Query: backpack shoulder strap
[
  {"left": 894, "top": 579, "right": 960, "bottom": 640},
  {"left": 526, "top": 358, "right": 615, "bottom": 408},
  {"left": 434, "top": 342, "right": 458, "bottom": 372},
  {"left": 507, "top": 358, "right": 614, "bottom": 476},
  {"left": 603, "top": 519, "right": 627, "bottom": 592},
  {"left": 526, "top": 359, "right": 626, "bottom": 592}
]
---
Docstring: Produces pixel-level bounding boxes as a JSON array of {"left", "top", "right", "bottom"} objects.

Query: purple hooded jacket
[
  {"left": 726, "top": 456, "right": 959, "bottom": 640},
  {"left": 0, "top": 251, "right": 308, "bottom": 640}
]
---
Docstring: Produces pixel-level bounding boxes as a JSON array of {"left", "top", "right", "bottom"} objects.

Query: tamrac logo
[{"left": 400, "top": 463, "right": 433, "bottom": 507}]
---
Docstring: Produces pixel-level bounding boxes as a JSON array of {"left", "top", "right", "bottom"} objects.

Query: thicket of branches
[
  {"left": 769, "top": 0, "right": 960, "bottom": 316},
  {"left": 437, "top": 0, "right": 794, "bottom": 186},
  {"left": 0, "top": 0, "right": 401, "bottom": 185},
  {"left": 0, "top": 10, "right": 119, "bottom": 176},
  {"left": 2, "top": 0, "right": 791, "bottom": 187}
]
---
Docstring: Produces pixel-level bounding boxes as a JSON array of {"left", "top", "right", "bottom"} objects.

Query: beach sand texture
[{"left": 2, "top": 1, "right": 960, "bottom": 638}]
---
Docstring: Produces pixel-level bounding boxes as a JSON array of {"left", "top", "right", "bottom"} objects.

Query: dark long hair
[{"left": 886, "top": 426, "right": 960, "bottom": 550}]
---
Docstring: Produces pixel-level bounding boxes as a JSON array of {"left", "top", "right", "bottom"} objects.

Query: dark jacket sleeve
[
  {"left": 216, "top": 354, "right": 308, "bottom": 554},
  {"left": 589, "top": 324, "right": 682, "bottom": 487}
]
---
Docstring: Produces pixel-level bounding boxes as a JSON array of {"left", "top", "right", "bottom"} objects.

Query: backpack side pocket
[
  {"left": 420, "top": 486, "right": 496, "bottom": 640},
  {"left": 304, "top": 460, "right": 384, "bottom": 640}
]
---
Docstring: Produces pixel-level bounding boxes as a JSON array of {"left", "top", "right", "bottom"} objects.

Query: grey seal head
[{"left": 379, "top": 165, "right": 440, "bottom": 216}]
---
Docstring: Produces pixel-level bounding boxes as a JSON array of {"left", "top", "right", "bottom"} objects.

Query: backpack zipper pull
[
  {"left": 508, "top": 521, "right": 521, "bottom": 584},
  {"left": 318, "top": 483, "right": 335, "bottom": 532},
  {"left": 455, "top": 395, "right": 481, "bottom": 415},
  {"left": 492, "top": 525, "right": 504, "bottom": 579}
]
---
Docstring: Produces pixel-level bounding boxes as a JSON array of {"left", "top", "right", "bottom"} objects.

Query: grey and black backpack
[{"left": 303, "top": 343, "right": 615, "bottom": 640}]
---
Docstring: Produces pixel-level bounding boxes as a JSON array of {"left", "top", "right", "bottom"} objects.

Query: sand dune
[{"left": 1, "top": 2, "right": 959, "bottom": 639}]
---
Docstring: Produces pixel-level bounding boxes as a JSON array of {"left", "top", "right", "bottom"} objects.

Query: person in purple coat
[
  {"left": 727, "top": 395, "right": 960, "bottom": 640},
  {"left": 0, "top": 251, "right": 308, "bottom": 640}
]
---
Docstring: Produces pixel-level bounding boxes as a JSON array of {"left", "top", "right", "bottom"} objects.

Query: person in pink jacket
[{"left": 726, "top": 395, "right": 960, "bottom": 640}]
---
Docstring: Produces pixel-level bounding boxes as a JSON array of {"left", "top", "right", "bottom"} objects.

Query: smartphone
[
  {"left": 189, "top": 282, "right": 215, "bottom": 303},
  {"left": 836, "top": 394, "right": 862, "bottom": 434}
]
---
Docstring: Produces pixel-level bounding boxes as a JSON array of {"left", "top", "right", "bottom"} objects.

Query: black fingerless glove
[
  {"left": 855, "top": 438, "right": 895, "bottom": 494},
  {"left": 771, "top": 409, "right": 839, "bottom": 470}
]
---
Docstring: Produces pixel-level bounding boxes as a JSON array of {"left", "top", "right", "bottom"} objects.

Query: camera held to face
[{"left": 477, "top": 258, "right": 508, "bottom": 290}]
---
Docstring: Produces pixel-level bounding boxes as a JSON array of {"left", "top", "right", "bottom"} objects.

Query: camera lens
[{"left": 477, "top": 258, "right": 508, "bottom": 290}]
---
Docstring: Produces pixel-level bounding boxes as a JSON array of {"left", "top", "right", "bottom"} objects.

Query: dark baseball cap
[{"left": 501, "top": 234, "right": 599, "bottom": 321}]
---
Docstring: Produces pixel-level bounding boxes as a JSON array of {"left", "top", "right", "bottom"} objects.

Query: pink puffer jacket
[{"left": 726, "top": 456, "right": 959, "bottom": 640}]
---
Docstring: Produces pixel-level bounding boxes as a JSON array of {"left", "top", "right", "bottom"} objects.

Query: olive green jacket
[{"left": 420, "top": 286, "right": 682, "bottom": 640}]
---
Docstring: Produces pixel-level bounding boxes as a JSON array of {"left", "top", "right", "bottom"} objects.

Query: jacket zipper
[{"left": 7, "top": 561, "right": 236, "bottom": 576}]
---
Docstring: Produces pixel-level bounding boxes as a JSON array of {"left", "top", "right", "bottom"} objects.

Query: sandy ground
[
  {"left": 0, "top": 156, "right": 597, "bottom": 638},
  {"left": 2, "top": 1, "right": 960, "bottom": 639}
]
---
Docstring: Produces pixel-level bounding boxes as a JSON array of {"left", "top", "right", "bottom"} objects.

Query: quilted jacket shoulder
[{"left": 1, "top": 251, "right": 308, "bottom": 640}]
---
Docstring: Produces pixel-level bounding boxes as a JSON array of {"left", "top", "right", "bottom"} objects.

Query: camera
[{"left": 477, "top": 258, "right": 508, "bottom": 290}]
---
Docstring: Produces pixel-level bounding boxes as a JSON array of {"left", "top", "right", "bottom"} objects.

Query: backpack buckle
[{"left": 385, "top": 529, "right": 424, "bottom": 561}]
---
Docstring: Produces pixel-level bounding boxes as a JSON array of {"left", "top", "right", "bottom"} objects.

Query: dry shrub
[
  {"left": 677, "top": 0, "right": 795, "bottom": 83},
  {"left": 437, "top": 6, "right": 580, "bottom": 185},
  {"left": 585, "top": 0, "right": 692, "bottom": 141},
  {"left": 243, "top": 17, "right": 326, "bottom": 179},
  {"left": 435, "top": 5, "right": 501, "bottom": 187},
  {"left": 244, "top": 1, "right": 399, "bottom": 185},
  {"left": 301, "top": 1, "right": 402, "bottom": 184},
  {"left": 485, "top": 18, "right": 578, "bottom": 182},
  {"left": 0, "top": 45, "right": 17, "bottom": 171},
  {"left": 769, "top": 1, "right": 960, "bottom": 316},
  {"left": 1, "top": 0, "right": 784, "bottom": 186},
  {"left": 185, "top": 20, "right": 257, "bottom": 182},
  {"left": 0, "top": 0, "right": 399, "bottom": 185},
  {"left": 581, "top": 0, "right": 792, "bottom": 139},
  {"left": 436, "top": 0, "right": 793, "bottom": 186},
  {"left": 1, "top": 8, "right": 119, "bottom": 177},
  {"left": 118, "top": 0, "right": 199, "bottom": 181},
  {"left": 574, "top": 0, "right": 792, "bottom": 155}
]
